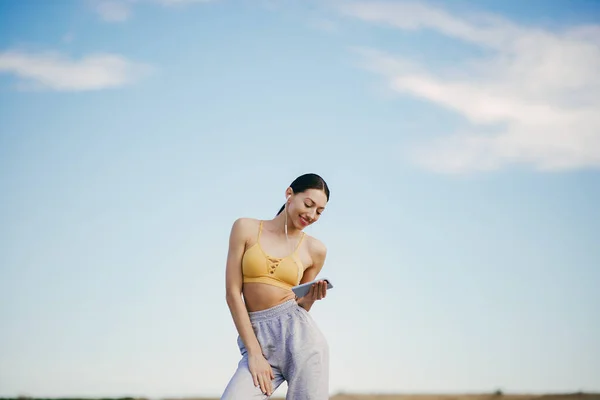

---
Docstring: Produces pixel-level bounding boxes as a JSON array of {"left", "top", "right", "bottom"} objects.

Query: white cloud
[
  {"left": 62, "top": 32, "right": 76, "bottom": 44},
  {"left": 340, "top": 1, "right": 600, "bottom": 173},
  {"left": 155, "top": 0, "right": 216, "bottom": 4},
  {"left": 308, "top": 18, "right": 341, "bottom": 33},
  {"left": 94, "top": 1, "right": 132, "bottom": 22},
  {"left": 0, "top": 50, "right": 153, "bottom": 91},
  {"left": 92, "top": 0, "right": 217, "bottom": 22}
]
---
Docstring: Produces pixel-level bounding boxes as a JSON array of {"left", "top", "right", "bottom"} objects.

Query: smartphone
[{"left": 292, "top": 278, "right": 333, "bottom": 298}]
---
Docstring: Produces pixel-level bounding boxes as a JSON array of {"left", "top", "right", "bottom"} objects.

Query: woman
[{"left": 221, "top": 173, "right": 331, "bottom": 399}]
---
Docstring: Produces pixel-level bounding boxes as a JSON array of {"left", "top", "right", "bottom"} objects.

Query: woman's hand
[
  {"left": 297, "top": 280, "right": 328, "bottom": 311},
  {"left": 248, "top": 353, "right": 274, "bottom": 396},
  {"left": 308, "top": 280, "right": 328, "bottom": 301}
]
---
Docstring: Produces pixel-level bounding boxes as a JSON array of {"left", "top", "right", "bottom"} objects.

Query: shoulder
[
  {"left": 231, "top": 217, "right": 260, "bottom": 230},
  {"left": 305, "top": 234, "right": 327, "bottom": 263},
  {"left": 229, "top": 217, "right": 261, "bottom": 241}
]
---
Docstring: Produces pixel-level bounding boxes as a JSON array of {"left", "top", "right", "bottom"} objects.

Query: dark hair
[{"left": 276, "top": 173, "right": 330, "bottom": 216}]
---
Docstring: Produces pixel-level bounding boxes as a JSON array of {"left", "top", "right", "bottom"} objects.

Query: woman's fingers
[
  {"left": 249, "top": 355, "right": 274, "bottom": 395},
  {"left": 261, "top": 372, "right": 272, "bottom": 396},
  {"left": 308, "top": 281, "right": 328, "bottom": 301},
  {"left": 315, "top": 281, "right": 326, "bottom": 299},
  {"left": 255, "top": 370, "right": 274, "bottom": 395},
  {"left": 258, "top": 374, "right": 268, "bottom": 395}
]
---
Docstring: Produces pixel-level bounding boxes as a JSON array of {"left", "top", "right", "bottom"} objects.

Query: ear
[{"left": 285, "top": 187, "right": 293, "bottom": 201}]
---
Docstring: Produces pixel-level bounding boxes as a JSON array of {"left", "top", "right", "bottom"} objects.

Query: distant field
[
  {"left": 324, "top": 395, "right": 600, "bottom": 400},
  {"left": 165, "top": 393, "right": 600, "bottom": 400},
  {"left": 3, "top": 393, "right": 599, "bottom": 400}
]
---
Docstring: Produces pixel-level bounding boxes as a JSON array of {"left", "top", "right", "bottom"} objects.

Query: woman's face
[{"left": 287, "top": 188, "right": 328, "bottom": 230}]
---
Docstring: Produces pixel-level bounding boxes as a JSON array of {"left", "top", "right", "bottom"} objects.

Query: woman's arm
[
  {"left": 225, "top": 218, "right": 261, "bottom": 355},
  {"left": 224, "top": 218, "right": 274, "bottom": 395},
  {"left": 296, "top": 238, "right": 328, "bottom": 312}
]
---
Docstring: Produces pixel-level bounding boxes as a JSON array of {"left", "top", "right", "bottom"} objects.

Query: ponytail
[{"left": 276, "top": 203, "right": 285, "bottom": 216}]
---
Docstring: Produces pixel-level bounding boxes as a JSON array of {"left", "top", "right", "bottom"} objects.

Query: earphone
[
  {"left": 284, "top": 194, "right": 292, "bottom": 245},
  {"left": 284, "top": 196, "right": 289, "bottom": 237}
]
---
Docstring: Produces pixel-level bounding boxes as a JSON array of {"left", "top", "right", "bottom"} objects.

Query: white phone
[{"left": 292, "top": 278, "right": 333, "bottom": 298}]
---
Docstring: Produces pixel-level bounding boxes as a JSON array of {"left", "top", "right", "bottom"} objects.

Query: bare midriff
[{"left": 243, "top": 282, "right": 296, "bottom": 312}]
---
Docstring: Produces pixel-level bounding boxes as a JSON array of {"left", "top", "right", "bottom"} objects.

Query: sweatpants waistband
[{"left": 248, "top": 299, "right": 298, "bottom": 322}]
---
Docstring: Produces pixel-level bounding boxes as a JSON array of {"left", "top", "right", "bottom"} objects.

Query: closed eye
[{"left": 304, "top": 198, "right": 324, "bottom": 215}]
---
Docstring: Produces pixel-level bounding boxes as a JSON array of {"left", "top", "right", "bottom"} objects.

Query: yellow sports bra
[{"left": 242, "top": 221, "right": 306, "bottom": 290}]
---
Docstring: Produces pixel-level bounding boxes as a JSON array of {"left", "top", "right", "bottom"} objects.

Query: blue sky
[{"left": 1, "top": 0, "right": 599, "bottom": 397}]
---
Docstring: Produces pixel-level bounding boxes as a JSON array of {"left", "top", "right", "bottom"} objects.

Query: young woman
[{"left": 221, "top": 173, "right": 331, "bottom": 399}]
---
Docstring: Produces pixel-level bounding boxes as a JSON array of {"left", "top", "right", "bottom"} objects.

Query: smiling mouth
[{"left": 300, "top": 216, "right": 310, "bottom": 226}]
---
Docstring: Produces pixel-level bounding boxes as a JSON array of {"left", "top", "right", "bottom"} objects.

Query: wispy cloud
[
  {"left": 93, "top": 1, "right": 132, "bottom": 22},
  {"left": 308, "top": 18, "right": 341, "bottom": 33},
  {"left": 340, "top": 1, "right": 600, "bottom": 173},
  {"left": 92, "top": 0, "right": 217, "bottom": 22},
  {"left": 155, "top": 0, "right": 216, "bottom": 4},
  {"left": 0, "top": 50, "right": 153, "bottom": 91}
]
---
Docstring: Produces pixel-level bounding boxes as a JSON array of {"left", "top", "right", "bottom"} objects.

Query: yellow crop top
[{"left": 242, "top": 221, "right": 306, "bottom": 290}]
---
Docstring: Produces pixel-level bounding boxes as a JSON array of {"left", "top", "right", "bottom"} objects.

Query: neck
[{"left": 272, "top": 210, "right": 302, "bottom": 237}]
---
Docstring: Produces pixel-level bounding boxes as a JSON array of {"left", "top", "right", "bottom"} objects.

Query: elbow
[{"left": 225, "top": 289, "right": 242, "bottom": 306}]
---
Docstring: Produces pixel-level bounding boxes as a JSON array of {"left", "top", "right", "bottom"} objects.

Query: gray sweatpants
[{"left": 221, "top": 299, "right": 329, "bottom": 399}]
